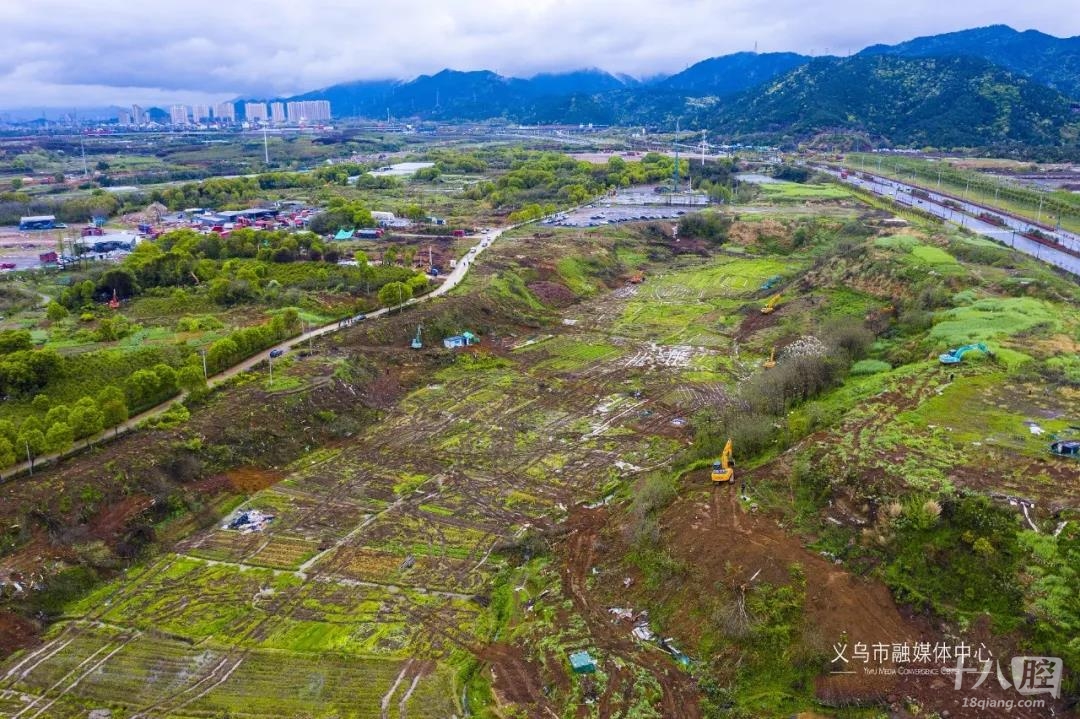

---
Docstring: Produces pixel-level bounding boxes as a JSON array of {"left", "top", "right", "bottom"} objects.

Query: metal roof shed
[{"left": 568, "top": 650, "right": 596, "bottom": 674}]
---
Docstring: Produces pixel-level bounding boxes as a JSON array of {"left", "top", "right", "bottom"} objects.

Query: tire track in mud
[{"left": 558, "top": 511, "right": 701, "bottom": 718}]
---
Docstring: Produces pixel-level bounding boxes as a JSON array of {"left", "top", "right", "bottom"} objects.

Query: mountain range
[{"left": 286, "top": 25, "right": 1080, "bottom": 149}]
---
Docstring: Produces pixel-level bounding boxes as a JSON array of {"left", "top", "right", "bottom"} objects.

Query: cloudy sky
[{"left": 2, "top": 0, "right": 1078, "bottom": 108}]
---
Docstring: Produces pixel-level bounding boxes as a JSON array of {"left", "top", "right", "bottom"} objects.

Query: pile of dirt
[
  {"left": 224, "top": 467, "right": 285, "bottom": 493},
  {"left": 87, "top": 494, "right": 155, "bottom": 543},
  {"left": 527, "top": 280, "right": 577, "bottom": 307},
  {"left": 482, "top": 643, "right": 559, "bottom": 713},
  {"left": 582, "top": 478, "right": 941, "bottom": 711},
  {"left": 735, "top": 307, "right": 778, "bottom": 339},
  {"left": 554, "top": 508, "right": 703, "bottom": 718},
  {"left": 727, "top": 218, "right": 789, "bottom": 247},
  {"left": 0, "top": 611, "right": 38, "bottom": 655}
]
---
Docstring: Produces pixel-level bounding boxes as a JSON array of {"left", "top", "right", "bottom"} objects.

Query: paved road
[
  {"left": 819, "top": 167, "right": 1080, "bottom": 277},
  {"left": 0, "top": 226, "right": 508, "bottom": 482}
]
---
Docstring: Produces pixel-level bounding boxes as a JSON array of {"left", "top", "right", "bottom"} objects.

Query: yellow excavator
[
  {"left": 763, "top": 347, "right": 776, "bottom": 369},
  {"left": 761, "top": 294, "right": 782, "bottom": 315},
  {"left": 711, "top": 438, "right": 734, "bottom": 483}
]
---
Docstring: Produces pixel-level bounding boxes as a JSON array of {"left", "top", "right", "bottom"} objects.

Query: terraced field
[
  {"left": 4, "top": 211, "right": 1077, "bottom": 718},
  {"left": 0, "top": 249, "right": 784, "bottom": 717}
]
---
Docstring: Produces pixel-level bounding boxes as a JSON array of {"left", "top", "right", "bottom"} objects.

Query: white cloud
[{"left": 0, "top": 0, "right": 1077, "bottom": 107}]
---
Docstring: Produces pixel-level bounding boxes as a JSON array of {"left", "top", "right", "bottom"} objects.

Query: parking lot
[{"left": 544, "top": 185, "right": 708, "bottom": 228}]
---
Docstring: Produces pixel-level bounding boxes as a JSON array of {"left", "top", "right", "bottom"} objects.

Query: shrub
[{"left": 850, "top": 359, "right": 892, "bottom": 375}]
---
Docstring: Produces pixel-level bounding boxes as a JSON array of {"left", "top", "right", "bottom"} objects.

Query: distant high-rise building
[
  {"left": 245, "top": 102, "right": 268, "bottom": 123},
  {"left": 169, "top": 104, "right": 189, "bottom": 125},
  {"left": 131, "top": 104, "right": 147, "bottom": 124},
  {"left": 215, "top": 102, "right": 236, "bottom": 122},
  {"left": 285, "top": 100, "right": 331, "bottom": 123},
  {"left": 192, "top": 104, "right": 212, "bottom": 122},
  {"left": 270, "top": 102, "right": 286, "bottom": 124},
  {"left": 118, "top": 111, "right": 132, "bottom": 126}
]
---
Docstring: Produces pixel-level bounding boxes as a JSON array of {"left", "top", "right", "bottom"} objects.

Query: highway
[{"left": 819, "top": 167, "right": 1080, "bottom": 277}]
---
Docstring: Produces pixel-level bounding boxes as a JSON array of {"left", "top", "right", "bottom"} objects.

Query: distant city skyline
[
  {"left": 2, "top": 1, "right": 1079, "bottom": 109},
  {"left": 110, "top": 100, "right": 330, "bottom": 126}
]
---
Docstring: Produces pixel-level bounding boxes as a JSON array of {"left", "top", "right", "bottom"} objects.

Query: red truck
[{"left": 452, "top": 229, "right": 466, "bottom": 237}]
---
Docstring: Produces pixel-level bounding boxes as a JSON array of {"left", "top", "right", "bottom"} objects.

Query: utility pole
[
  {"left": 25, "top": 440, "right": 32, "bottom": 476},
  {"left": 268, "top": 354, "right": 273, "bottom": 384},
  {"left": 263, "top": 127, "right": 269, "bottom": 165},
  {"left": 1037, "top": 190, "right": 1045, "bottom": 223},
  {"left": 199, "top": 349, "right": 207, "bottom": 379}
]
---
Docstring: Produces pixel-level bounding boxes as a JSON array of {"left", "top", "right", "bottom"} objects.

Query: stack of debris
[{"left": 224, "top": 509, "right": 275, "bottom": 533}]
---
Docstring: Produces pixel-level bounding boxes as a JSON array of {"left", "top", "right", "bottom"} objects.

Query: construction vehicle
[
  {"left": 763, "top": 347, "right": 776, "bottom": 369},
  {"left": 938, "top": 342, "right": 990, "bottom": 365},
  {"left": 410, "top": 325, "right": 423, "bottom": 350},
  {"left": 711, "top": 438, "right": 734, "bottom": 483},
  {"left": 760, "top": 294, "right": 781, "bottom": 315}
]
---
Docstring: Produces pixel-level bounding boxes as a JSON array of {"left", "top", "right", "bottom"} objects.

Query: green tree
[
  {"left": 0, "top": 437, "right": 15, "bottom": 469},
  {"left": 0, "top": 329, "right": 33, "bottom": 355},
  {"left": 125, "top": 368, "right": 162, "bottom": 408},
  {"left": 16, "top": 428, "right": 47, "bottom": 460},
  {"left": 0, "top": 419, "right": 16, "bottom": 445},
  {"left": 407, "top": 273, "right": 429, "bottom": 294},
  {"left": 378, "top": 281, "right": 412, "bottom": 307},
  {"left": 45, "top": 421, "right": 74, "bottom": 453},
  {"left": 403, "top": 204, "right": 426, "bottom": 221},
  {"left": 18, "top": 415, "right": 43, "bottom": 435},
  {"left": 153, "top": 364, "right": 179, "bottom": 396},
  {"left": 44, "top": 404, "right": 70, "bottom": 427},
  {"left": 177, "top": 365, "right": 206, "bottom": 393},
  {"left": 97, "top": 267, "right": 138, "bottom": 298},
  {"left": 207, "top": 338, "right": 240, "bottom": 373},
  {"left": 100, "top": 399, "right": 128, "bottom": 436},
  {"left": 68, "top": 397, "right": 104, "bottom": 443},
  {"left": 46, "top": 301, "right": 69, "bottom": 322},
  {"left": 96, "top": 384, "right": 125, "bottom": 406},
  {"left": 31, "top": 393, "right": 51, "bottom": 412}
]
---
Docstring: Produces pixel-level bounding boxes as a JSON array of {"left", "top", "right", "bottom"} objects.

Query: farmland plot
[{"left": 1, "top": 250, "right": 768, "bottom": 717}]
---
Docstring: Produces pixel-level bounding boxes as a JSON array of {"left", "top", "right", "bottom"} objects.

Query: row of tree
[
  {"left": 0, "top": 387, "right": 129, "bottom": 470},
  {"left": 0, "top": 309, "right": 310, "bottom": 469}
]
